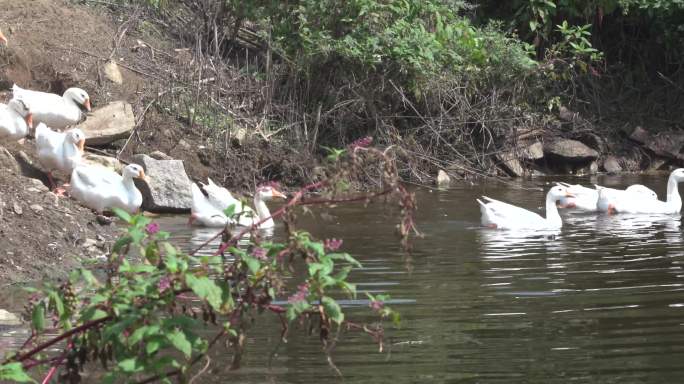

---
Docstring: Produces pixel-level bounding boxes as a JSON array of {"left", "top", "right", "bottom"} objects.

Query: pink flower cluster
[
  {"left": 157, "top": 276, "right": 171, "bottom": 294},
  {"left": 251, "top": 247, "right": 268, "bottom": 261},
  {"left": 287, "top": 283, "right": 310, "bottom": 304},
  {"left": 369, "top": 299, "right": 384, "bottom": 312},
  {"left": 349, "top": 136, "right": 373, "bottom": 150},
  {"left": 145, "top": 223, "right": 160, "bottom": 235},
  {"left": 324, "top": 238, "right": 343, "bottom": 251}
]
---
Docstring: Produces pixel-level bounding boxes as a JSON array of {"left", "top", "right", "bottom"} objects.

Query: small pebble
[
  {"left": 30, "top": 204, "right": 43, "bottom": 213},
  {"left": 12, "top": 203, "right": 22, "bottom": 215}
]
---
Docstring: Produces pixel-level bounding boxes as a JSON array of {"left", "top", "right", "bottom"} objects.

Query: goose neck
[
  {"left": 666, "top": 174, "right": 682, "bottom": 211},
  {"left": 545, "top": 194, "right": 562, "bottom": 227},
  {"left": 254, "top": 195, "right": 274, "bottom": 227}
]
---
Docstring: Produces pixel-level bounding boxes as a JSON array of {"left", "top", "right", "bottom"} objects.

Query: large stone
[
  {"left": 496, "top": 151, "right": 525, "bottom": 177},
  {"left": 521, "top": 141, "right": 544, "bottom": 160},
  {"left": 0, "top": 309, "right": 21, "bottom": 326},
  {"left": 131, "top": 154, "right": 192, "bottom": 213},
  {"left": 0, "top": 146, "right": 19, "bottom": 174},
  {"left": 103, "top": 60, "right": 123, "bottom": 85},
  {"left": 544, "top": 139, "right": 599, "bottom": 161},
  {"left": 80, "top": 101, "right": 135, "bottom": 146},
  {"left": 629, "top": 126, "right": 684, "bottom": 161},
  {"left": 602, "top": 156, "right": 622, "bottom": 174}
]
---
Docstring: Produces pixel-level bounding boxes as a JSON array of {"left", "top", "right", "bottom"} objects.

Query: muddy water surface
[{"left": 3, "top": 174, "right": 684, "bottom": 383}]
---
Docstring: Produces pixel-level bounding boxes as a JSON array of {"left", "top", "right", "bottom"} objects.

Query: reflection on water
[{"left": 4, "top": 174, "right": 684, "bottom": 383}]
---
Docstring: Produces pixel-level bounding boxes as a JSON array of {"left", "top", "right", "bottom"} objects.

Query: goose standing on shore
[
  {"left": 35, "top": 123, "right": 85, "bottom": 193},
  {"left": 597, "top": 168, "right": 684, "bottom": 214},
  {"left": 0, "top": 98, "right": 32, "bottom": 141},
  {"left": 477, "top": 185, "right": 574, "bottom": 230},
  {"left": 70, "top": 163, "right": 145, "bottom": 214},
  {"left": 12, "top": 84, "right": 91, "bottom": 129}
]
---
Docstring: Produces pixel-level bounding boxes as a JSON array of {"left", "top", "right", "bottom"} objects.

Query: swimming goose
[
  {"left": 35, "top": 123, "right": 85, "bottom": 192},
  {"left": 189, "top": 182, "right": 230, "bottom": 227},
  {"left": 0, "top": 98, "right": 32, "bottom": 141},
  {"left": 557, "top": 182, "right": 657, "bottom": 211},
  {"left": 477, "top": 185, "right": 573, "bottom": 230},
  {"left": 12, "top": 84, "right": 91, "bottom": 129},
  {"left": 70, "top": 163, "right": 145, "bottom": 214},
  {"left": 200, "top": 178, "right": 257, "bottom": 226},
  {"left": 189, "top": 183, "right": 286, "bottom": 228},
  {"left": 597, "top": 168, "right": 684, "bottom": 214}
]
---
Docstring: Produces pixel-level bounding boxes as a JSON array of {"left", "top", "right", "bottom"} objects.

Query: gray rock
[
  {"left": 103, "top": 59, "right": 123, "bottom": 85},
  {"left": 80, "top": 101, "right": 135, "bottom": 146},
  {"left": 522, "top": 141, "right": 544, "bottom": 160},
  {"left": 0, "top": 146, "right": 19, "bottom": 174},
  {"left": 544, "top": 139, "right": 599, "bottom": 161},
  {"left": 131, "top": 154, "right": 192, "bottom": 213},
  {"left": 496, "top": 151, "right": 525, "bottom": 177},
  {"left": 629, "top": 126, "right": 650, "bottom": 144},
  {"left": 603, "top": 156, "right": 622, "bottom": 173},
  {"left": 149, "top": 151, "right": 173, "bottom": 160},
  {"left": 29, "top": 204, "right": 43, "bottom": 213},
  {"left": 0, "top": 309, "right": 21, "bottom": 326},
  {"left": 13, "top": 203, "right": 22, "bottom": 215}
]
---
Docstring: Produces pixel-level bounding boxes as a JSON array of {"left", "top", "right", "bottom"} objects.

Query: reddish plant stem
[
  {"left": 41, "top": 340, "right": 72, "bottom": 384},
  {"left": 8, "top": 316, "right": 111, "bottom": 365}
]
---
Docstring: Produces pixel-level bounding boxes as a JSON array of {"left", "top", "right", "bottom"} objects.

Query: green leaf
[
  {"left": 328, "top": 253, "right": 362, "bottom": 268},
  {"left": 241, "top": 255, "right": 261, "bottom": 275},
  {"left": 321, "top": 296, "right": 344, "bottom": 324},
  {"left": 118, "top": 358, "right": 142, "bottom": 373},
  {"left": 81, "top": 307, "right": 109, "bottom": 322},
  {"left": 32, "top": 304, "right": 45, "bottom": 332},
  {"left": 112, "top": 207, "right": 132, "bottom": 223},
  {"left": 185, "top": 275, "right": 222, "bottom": 311},
  {"left": 167, "top": 329, "right": 192, "bottom": 359},
  {"left": 0, "top": 362, "right": 35, "bottom": 383},
  {"left": 112, "top": 236, "right": 133, "bottom": 254}
]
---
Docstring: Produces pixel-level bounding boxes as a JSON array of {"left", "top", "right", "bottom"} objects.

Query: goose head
[
  {"left": 547, "top": 185, "right": 574, "bottom": 203},
  {"left": 671, "top": 168, "right": 684, "bottom": 182},
  {"left": 123, "top": 164, "right": 146, "bottom": 181},
  {"left": 8, "top": 98, "right": 32, "bottom": 127},
  {"left": 66, "top": 128, "right": 86, "bottom": 153},
  {"left": 64, "top": 88, "right": 91, "bottom": 112},
  {"left": 255, "top": 185, "right": 287, "bottom": 202},
  {"left": 0, "top": 29, "right": 7, "bottom": 46}
]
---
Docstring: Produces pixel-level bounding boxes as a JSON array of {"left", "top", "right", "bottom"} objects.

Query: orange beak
[
  {"left": 25, "top": 113, "right": 33, "bottom": 128},
  {"left": 83, "top": 99, "right": 92, "bottom": 112},
  {"left": 272, "top": 189, "right": 287, "bottom": 199},
  {"left": 0, "top": 30, "right": 7, "bottom": 46},
  {"left": 78, "top": 138, "right": 85, "bottom": 153},
  {"left": 565, "top": 192, "right": 575, "bottom": 198},
  {"left": 137, "top": 169, "right": 148, "bottom": 182}
]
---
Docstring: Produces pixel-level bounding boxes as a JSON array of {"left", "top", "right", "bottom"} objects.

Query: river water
[{"left": 3, "top": 174, "right": 684, "bottom": 383}]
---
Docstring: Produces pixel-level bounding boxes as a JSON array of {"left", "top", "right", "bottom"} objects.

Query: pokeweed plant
[{"left": 0, "top": 138, "right": 415, "bottom": 383}]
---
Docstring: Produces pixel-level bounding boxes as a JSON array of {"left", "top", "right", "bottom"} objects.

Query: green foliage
[
  {"left": 1, "top": 163, "right": 404, "bottom": 382},
  {"left": 227, "top": 0, "right": 535, "bottom": 85},
  {"left": 0, "top": 363, "right": 34, "bottom": 383}
]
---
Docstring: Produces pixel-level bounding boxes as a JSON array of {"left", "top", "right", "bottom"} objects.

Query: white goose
[
  {"left": 597, "top": 168, "right": 684, "bottom": 214},
  {"left": 0, "top": 29, "right": 7, "bottom": 46},
  {"left": 35, "top": 123, "right": 85, "bottom": 192},
  {"left": 189, "top": 183, "right": 286, "bottom": 228},
  {"left": 70, "top": 163, "right": 145, "bottom": 214},
  {"left": 0, "top": 98, "right": 32, "bottom": 141},
  {"left": 477, "top": 185, "right": 573, "bottom": 230},
  {"left": 189, "top": 182, "right": 230, "bottom": 227},
  {"left": 12, "top": 84, "right": 91, "bottom": 129},
  {"left": 200, "top": 178, "right": 257, "bottom": 226},
  {"left": 557, "top": 182, "right": 657, "bottom": 211}
]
